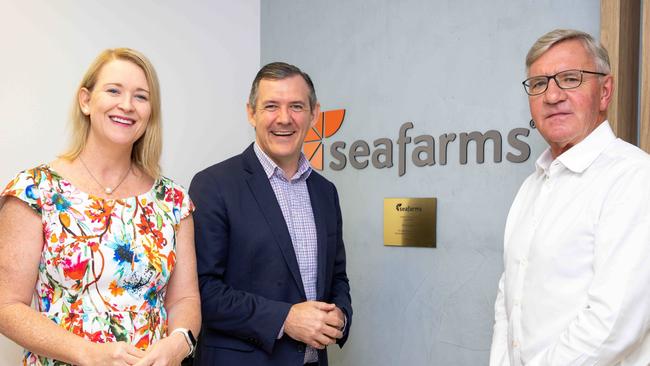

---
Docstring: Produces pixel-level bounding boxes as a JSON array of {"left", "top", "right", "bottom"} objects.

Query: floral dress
[{"left": 1, "top": 165, "right": 193, "bottom": 366}]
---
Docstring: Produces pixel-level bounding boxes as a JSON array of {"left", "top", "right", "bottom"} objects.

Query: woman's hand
[
  {"left": 133, "top": 332, "right": 189, "bottom": 366},
  {"left": 80, "top": 341, "right": 146, "bottom": 366}
]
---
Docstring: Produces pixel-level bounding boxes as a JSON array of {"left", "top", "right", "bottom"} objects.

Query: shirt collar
[
  {"left": 253, "top": 142, "right": 313, "bottom": 181},
  {"left": 535, "top": 120, "right": 616, "bottom": 175}
]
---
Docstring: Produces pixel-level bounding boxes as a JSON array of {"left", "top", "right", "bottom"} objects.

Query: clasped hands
[
  {"left": 81, "top": 331, "right": 189, "bottom": 366},
  {"left": 283, "top": 301, "right": 345, "bottom": 349}
]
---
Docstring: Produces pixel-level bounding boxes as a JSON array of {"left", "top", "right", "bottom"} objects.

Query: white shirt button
[{"left": 512, "top": 340, "right": 519, "bottom": 348}]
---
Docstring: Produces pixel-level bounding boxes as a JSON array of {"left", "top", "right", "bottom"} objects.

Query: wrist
[
  {"left": 169, "top": 331, "right": 190, "bottom": 357},
  {"left": 169, "top": 327, "right": 196, "bottom": 358},
  {"left": 76, "top": 342, "right": 98, "bottom": 366}
]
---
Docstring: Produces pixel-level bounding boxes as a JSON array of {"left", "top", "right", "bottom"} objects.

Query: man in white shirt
[{"left": 490, "top": 29, "right": 650, "bottom": 366}]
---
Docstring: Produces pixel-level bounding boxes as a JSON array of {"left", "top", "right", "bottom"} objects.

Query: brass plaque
[{"left": 384, "top": 198, "right": 436, "bottom": 247}]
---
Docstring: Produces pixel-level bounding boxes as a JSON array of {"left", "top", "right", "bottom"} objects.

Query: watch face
[{"left": 187, "top": 329, "right": 197, "bottom": 345}]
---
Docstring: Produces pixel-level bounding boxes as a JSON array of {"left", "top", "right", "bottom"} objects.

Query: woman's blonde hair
[{"left": 60, "top": 48, "right": 162, "bottom": 178}]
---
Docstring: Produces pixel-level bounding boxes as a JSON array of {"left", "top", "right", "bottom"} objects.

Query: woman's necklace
[{"left": 78, "top": 156, "right": 132, "bottom": 195}]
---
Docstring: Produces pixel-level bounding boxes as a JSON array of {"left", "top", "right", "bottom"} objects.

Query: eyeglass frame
[{"left": 522, "top": 69, "right": 607, "bottom": 96}]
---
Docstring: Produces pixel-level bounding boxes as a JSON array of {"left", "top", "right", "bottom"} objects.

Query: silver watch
[{"left": 170, "top": 327, "right": 196, "bottom": 357}]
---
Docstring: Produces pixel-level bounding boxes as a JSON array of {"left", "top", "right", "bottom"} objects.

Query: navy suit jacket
[{"left": 189, "top": 144, "right": 352, "bottom": 366}]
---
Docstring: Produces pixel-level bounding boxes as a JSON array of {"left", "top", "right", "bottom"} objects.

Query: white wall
[{"left": 0, "top": 1, "right": 259, "bottom": 362}]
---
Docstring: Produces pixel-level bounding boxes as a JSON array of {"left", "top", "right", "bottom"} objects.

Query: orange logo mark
[{"left": 303, "top": 109, "right": 345, "bottom": 170}]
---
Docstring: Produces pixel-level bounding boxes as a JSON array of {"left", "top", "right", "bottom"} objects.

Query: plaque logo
[{"left": 395, "top": 203, "right": 423, "bottom": 212}]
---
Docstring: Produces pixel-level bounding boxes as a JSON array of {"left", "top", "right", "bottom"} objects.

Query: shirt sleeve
[
  {"left": 1, "top": 168, "right": 43, "bottom": 214},
  {"left": 490, "top": 272, "right": 511, "bottom": 366}
]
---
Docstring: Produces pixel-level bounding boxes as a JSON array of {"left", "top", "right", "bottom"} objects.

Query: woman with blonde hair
[{"left": 0, "top": 48, "right": 200, "bottom": 365}]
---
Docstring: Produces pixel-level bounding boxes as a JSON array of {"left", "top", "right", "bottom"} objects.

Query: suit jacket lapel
[
  {"left": 307, "top": 176, "right": 328, "bottom": 300},
  {"left": 242, "top": 145, "right": 307, "bottom": 299}
]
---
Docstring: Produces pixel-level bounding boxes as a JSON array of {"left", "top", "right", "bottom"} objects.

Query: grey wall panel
[{"left": 262, "top": 1, "right": 599, "bottom": 364}]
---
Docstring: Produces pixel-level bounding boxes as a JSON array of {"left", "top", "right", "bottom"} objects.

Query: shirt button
[
  {"left": 514, "top": 298, "right": 521, "bottom": 307},
  {"left": 520, "top": 258, "right": 528, "bottom": 267},
  {"left": 512, "top": 341, "right": 519, "bottom": 348}
]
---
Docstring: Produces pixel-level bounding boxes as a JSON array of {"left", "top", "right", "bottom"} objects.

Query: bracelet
[{"left": 170, "top": 328, "right": 196, "bottom": 358}]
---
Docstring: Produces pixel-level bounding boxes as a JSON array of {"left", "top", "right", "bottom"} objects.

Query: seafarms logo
[
  {"left": 303, "top": 109, "right": 346, "bottom": 170},
  {"left": 395, "top": 203, "right": 422, "bottom": 212},
  {"left": 303, "top": 110, "right": 532, "bottom": 175}
]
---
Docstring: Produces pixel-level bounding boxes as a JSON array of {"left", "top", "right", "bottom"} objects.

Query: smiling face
[
  {"left": 528, "top": 39, "right": 613, "bottom": 158},
  {"left": 247, "top": 75, "right": 320, "bottom": 173},
  {"left": 79, "top": 59, "right": 152, "bottom": 150}
]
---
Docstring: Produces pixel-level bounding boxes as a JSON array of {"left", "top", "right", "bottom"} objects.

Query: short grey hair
[
  {"left": 248, "top": 62, "right": 317, "bottom": 111},
  {"left": 526, "top": 29, "right": 611, "bottom": 74}
]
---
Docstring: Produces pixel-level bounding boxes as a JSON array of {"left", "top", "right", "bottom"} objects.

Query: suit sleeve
[
  {"left": 190, "top": 170, "right": 292, "bottom": 354},
  {"left": 329, "top": 184, "right": 353, "bottom": 347}
]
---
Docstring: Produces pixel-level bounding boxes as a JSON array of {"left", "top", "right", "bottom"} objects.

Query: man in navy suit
[{"left": 190, "top": 62, "right": 352, "bottom": 366}]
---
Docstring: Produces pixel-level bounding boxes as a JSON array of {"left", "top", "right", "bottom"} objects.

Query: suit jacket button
[{"left": 297, "top": 344, "right": 306, "bottom": 353}]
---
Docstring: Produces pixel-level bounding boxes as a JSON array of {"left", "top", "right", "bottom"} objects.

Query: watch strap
[{"left": 170, "top": 328, "right": 196, "bottom": 357}]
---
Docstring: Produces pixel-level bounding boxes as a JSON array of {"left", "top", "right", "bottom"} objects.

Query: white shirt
[{"left": 490, "top": 121, "right": 650, "bottom": 366}]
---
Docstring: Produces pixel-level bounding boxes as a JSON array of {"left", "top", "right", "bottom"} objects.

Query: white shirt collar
[{"left": 535, "top": 120, "right": 616, "bottom": 176}]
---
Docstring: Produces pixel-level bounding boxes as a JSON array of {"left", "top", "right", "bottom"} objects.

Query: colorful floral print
[{"left": 1, "top": 165, "right": 193, "bottom": 366}]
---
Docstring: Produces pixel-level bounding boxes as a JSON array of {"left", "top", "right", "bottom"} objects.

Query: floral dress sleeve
[
  {"left": 173, "top": 179, "right": 194, "bottom": 220},
  {"left": 176, "top": 183, "right": 194, "bottom": 221},
  {"left": 1, "top": 166, "right": 45, "bottom": 214},
  {"left": 157, "top": 177, "right": 194, "bottom": 225}
]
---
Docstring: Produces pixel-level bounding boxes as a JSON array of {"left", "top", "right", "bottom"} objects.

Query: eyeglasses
[{"left": 522, "top": 69, "right": 607, "bottom": 96}]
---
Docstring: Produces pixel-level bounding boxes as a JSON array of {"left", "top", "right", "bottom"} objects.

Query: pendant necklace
[{"left": 79, "top": 156, "right": 132, "bottom": 195}]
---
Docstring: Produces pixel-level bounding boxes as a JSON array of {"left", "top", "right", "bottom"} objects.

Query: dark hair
[{"left": 248, "top": 62, "right": 317, "bottom": 111}]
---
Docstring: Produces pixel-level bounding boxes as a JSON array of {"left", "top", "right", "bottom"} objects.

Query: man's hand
[
  {"left": 283, "top": 301, "right": 345, "bottom": 349},
  {"left": 328, "top": 305, "right": 345, "bottom": 328}
]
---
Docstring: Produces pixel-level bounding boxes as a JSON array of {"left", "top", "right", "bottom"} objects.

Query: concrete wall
[
  {"left": 0, "top": 1, "right": 259, "bottom": 363},
  {"left": 261, "top": 1, "right": 599, "bottom": 364}
]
